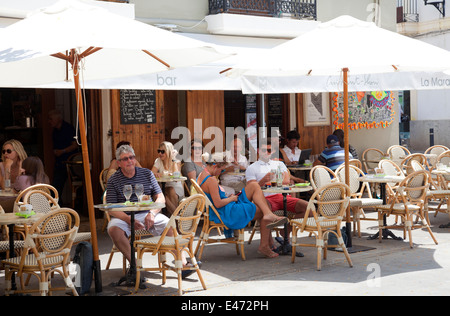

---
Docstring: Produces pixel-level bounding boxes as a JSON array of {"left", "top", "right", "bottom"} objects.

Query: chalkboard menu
[
  {"left": 120, "top": 89, "right": 156, "bottom": 125},
  {"left": 267, "top": 94, "right": 283, "bottom": 131}
]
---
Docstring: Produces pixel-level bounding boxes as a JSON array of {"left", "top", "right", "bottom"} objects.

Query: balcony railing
[
  {"left": 397, "top": 0, "right": 419, "bottom": 22},
  {"left": 209, "top": 0, "right": 317, "bottom": 20}
]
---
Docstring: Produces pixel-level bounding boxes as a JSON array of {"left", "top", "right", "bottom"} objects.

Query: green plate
[
  {"left": 15, "top": 211, "right": 36, "bottom": 219},
  {"left": 295, "top": 183, "right": 310, "bottom": 187}
]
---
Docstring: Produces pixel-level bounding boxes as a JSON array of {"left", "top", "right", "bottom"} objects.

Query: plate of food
[{"left": 295, "top": 182, "right": 311, "bottom": 187}]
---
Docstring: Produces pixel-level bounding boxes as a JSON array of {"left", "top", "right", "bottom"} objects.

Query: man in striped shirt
[
  {"left": 315, "top": 135, "right": 353, "bottom": 171},
  {"left": 106, "top": 145, "right": 168, "bottom": 265}
]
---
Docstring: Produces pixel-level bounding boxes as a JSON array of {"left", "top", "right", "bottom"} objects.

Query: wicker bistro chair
[
  {"left": 378, "top": 159, "right": 406, "bottom": 198},
  {"left": 0, "top": 206, "right": 25, "bottom": 261},
  {"left": 400, "top": 153, "right": 430, "bottom": 175},
  {"left": 191, "top": 179, "right": 247, "bottom": 261},
  {"left": 99, "top": 168, "right": 109, "bottom": 192},
  {"left": 13, "top": 183, "right": 59, "bottom": 213},
  {"left": 425, "top": 145, "right": 449, "bottom": 170},
  {"left": 2, "top": 208, "right": 80, "bottom": 296},
  {"left": 290, "top": 182, "right": 353, "bottom": 271},
  {"left": 387, "top": 145, "right": 411, "bottom": 168},
  {"left": 134, "top": 194, "right": 207, "bottom": 296},
  {"left": 335, "top": 165, "right": 383, "bottom": 237},
  {"left": 22, "top": 189, "right": 91, "bottom": 246},
  {"left": 361, "top": 148, "right": 386, "bottom": 174},
  {"left": 375, "top": 170, "right": 438, "bottom": 248},
  {"left": 310, "top": 166, "right": 338, "bottom": 191}
]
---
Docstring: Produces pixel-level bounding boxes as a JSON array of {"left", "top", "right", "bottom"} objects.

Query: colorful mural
[{"left": 332, "top": 91, "right": 396, "bottom": 130}]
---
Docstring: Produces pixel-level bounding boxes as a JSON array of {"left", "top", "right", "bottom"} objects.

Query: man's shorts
[
  {"left": 107, "top": 211, "right": 169, "bottom": 237},
  {"left": 265, "top": 194, "right": 299, "bottom": 213}
]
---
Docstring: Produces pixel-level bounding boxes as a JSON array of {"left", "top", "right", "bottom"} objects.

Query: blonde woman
[
  {"left": 0, "top": 139, "right": 28, "bottom": 189},
  {"left": 151, "top": 141, "right": 184, "bottom": 215}
]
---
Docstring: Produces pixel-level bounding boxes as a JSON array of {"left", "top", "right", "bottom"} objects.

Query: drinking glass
[
  {"left": 135, "top": 184, "right": 144, "bottom": 202},
  {"left": 123, "top": 184, "right": 133, "bottom": 202}
]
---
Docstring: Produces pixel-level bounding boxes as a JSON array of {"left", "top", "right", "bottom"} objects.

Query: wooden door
[
  {"left": 185, "top": 90, "right": 225, "bottom": 149},
  {"left": 110, "top": 90, "right": 165, "bottom": 169}
]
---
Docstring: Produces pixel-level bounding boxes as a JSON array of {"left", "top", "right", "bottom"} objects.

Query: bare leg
[
  {"left": 108, "top": 226, "right": 132, "bottom": 263},
  {"left": 164, "top": 187, "right": 179, "bottom": 215},
  {"left": 245, "top": 182, "right": 285, "bottom": 222},
  {"left": 245, "top": 182, "right": 282, "bottom": 258}
]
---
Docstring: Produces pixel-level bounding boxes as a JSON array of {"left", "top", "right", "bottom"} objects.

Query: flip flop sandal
[{"left": 266, "top": 217, "right": 288, "bottom": 230}]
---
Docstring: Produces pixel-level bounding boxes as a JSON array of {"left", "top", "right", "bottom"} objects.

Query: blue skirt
[{"left": 206, "top": 188, "right": 256, "bottom": 230}]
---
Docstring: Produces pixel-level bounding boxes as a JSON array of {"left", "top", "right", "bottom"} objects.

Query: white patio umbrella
[
  {"left": 0, "top": 0, "right": 230, "bottom": 292},
  {"left": 225, "top": 15, "right": 450, "bottom": 247}
]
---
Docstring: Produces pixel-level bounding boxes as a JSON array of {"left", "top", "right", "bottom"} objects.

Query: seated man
[
  {"left": 245, "top": 139, "right": 309, "bottom": 243},
  {"left": 106, "top": 144, "right": 168, "bottom": 266},
  {"left": 314, "top": 135, "right": 353, "bottom": 171},
  {"left": 281, "top": 130, "right": 302, "bottom": 165},
  {"left": 107, "top": 144, "right": 197, "bottom": 278}
]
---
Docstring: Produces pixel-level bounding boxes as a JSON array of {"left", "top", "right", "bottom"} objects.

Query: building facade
[{"left": 397, "top": 0, "right": 450, "bottom": 151}]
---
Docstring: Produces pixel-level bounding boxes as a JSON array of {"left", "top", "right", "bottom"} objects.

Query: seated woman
[
  {"left": 197, "top": 152, "right": 288, "bottom": 258},
  {"left": 152, "top": 141, "right": 185, "bottom": 215},
  {"left": 220, "top": 136, "right": 248, "bottom": 193},
  {"left": 14, "top": 156, "right": 50, "bottom": 192},
  {"left": 181, "top": 139, "right": 205, "bottom": 192},
  {"left": 0, "top": 139, "right": 28, "bottom": 189}
]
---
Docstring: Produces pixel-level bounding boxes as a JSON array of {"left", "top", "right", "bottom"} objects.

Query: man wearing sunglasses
[{"left": 246, "top": 138, "right": 309, "bottom": 245}]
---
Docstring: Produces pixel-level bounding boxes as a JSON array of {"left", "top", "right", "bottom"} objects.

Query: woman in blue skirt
[{"left": 198, "top": 153, "right": 287, "bottom": 258}]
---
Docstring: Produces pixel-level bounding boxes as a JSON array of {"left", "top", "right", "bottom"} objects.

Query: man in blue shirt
[{"left": 315, "top": 135, "right": 353, "bottom": 171}]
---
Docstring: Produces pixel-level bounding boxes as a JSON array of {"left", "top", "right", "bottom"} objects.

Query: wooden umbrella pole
[
  {"left": 343, "top": 67, "right": 352, "bottom": 248},
  {"left": 71, "top": 49, "right": 102, "bottom": 293}
]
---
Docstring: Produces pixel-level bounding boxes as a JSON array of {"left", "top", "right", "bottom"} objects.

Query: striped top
[
  {"left": 318, "top": 145, "right": 353, "bottom": 171},
  {"left": 106, "top": 167, "right": 162, "bottom": 214}
]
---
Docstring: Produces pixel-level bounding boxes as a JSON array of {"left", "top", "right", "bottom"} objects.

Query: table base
[
  {"left": 274, "top": 237, "right": 304, "bottom": 257},
  {"left": 110, "top": 271, "right": 146, "bottom": 289},
  {"left": 368, "top": 229, "right": 403, "bottom": 241},
  {"left": 329, "top": 244, "right": 376, "bottom": 254}
]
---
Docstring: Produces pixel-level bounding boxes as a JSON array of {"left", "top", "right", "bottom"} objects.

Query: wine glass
[
  {"left": 135, "top": 183, "right": 144, "bottom": 202},
  {"left": 123, "top": 184, "right": 133, "bottom": 203}
]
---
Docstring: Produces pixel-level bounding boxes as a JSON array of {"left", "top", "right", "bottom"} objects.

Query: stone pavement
[{"left": 2, "top": 210, "right": 450, "bottom": 297}]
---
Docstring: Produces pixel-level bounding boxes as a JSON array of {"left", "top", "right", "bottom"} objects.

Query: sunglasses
[
  {"left": 119, "top": 155, "right": 135, "bottom": 162},
  {"left": 2, "top": 149, "right": 13, "bottom": 154},
  {"left": 157, "top": 149, "right": 165, "bottom": 154}
]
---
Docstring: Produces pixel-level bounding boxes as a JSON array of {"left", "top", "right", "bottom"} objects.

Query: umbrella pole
[
  {"left": 343, "top": 67, "right": 352, "bottom": 248},
  {"left": 72, "top": 53, "right": 102, "bottom": 293}
]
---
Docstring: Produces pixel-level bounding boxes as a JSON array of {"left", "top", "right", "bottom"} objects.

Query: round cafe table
[
  {"left": 263, "top": 185, "right": 313, "bottom": 256},
  {"left": 358, "top": 175, "right": 405, "bottom": 241},
  {"left": 0, "top": 190, "right": 19, "bottom": 213},
  {"left": 95, "top": 202, "right": 165, "bottom": 288},
  {"left": 0, "top": 212, "right": 44, "bottom": 290}
]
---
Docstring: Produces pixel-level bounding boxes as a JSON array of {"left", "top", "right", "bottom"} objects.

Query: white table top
[
  {"left": 432, "top": 169, "right": 450, "bottom": 175},
  {"left": 287, "top": 165, "right": 313, "bottom": 171},
  {"left": 0, "top": 212, "right": 44, "bottom": 226},
  {"left": 156, "top": 176, "right": 187, "bottom": 183},
  {"left": 0, "top": 190, "right": 18, "bottom": 197},
  {"left": 263, "top": 185, "right": 312, "bottom": 194},
  {"left": 359, "top": 175, "right": 405, "bottom": 183},
  {"left": 94, "top": 202, "right": 166, "bottom": 212}
]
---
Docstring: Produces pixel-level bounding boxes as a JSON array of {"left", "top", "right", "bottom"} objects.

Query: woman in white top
[
  {"left": 0, "top": 139, "right": 28, "bottom": 189},
  {"left": 152, "top": 141, "right": 184, "bottom": 215}
]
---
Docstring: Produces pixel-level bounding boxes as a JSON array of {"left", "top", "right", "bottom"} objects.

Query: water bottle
[
  {"left": 276, "top": 166, "right": 283, "bottom": 187},
  {"left": 4, "top": 171, "right": 11, "bottom": 192}
]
